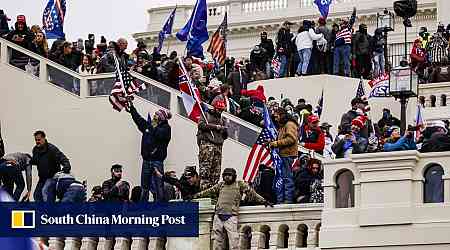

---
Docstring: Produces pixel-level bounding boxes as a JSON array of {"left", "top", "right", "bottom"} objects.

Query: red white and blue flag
[
  {"left": 178, "top": 58, "right": 203, "bottom": 122},
  {"left": 42, "top": 0, "right": 66, "bottom": 39},
  {"left": 109, "top": 54, "right": 146, "bottom": 112}
]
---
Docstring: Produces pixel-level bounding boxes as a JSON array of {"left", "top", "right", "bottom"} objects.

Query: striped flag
[
  {"left": 178, "top": 57, "right": 204, "bottom": 122},
  {"left": 207, "top": 12, "right": 227, "bottom": 65},
  {"left": 109, "top": 54, "right": 146, "bottom": 112},
  {"left": 271, "top": 56, "right": 281, "bottom": 78},
  {"left": 356, "top": 77, "right": 366, "bottom": 98}
]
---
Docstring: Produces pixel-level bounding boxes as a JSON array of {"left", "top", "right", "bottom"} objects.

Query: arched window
[
  {"left": 296, "top": 224, "right": 308, "bottom": 248},
  {"left": 259, "top": 225, "right": 271, "bottom": 249},
  {"left": 277, "top": 224, "right": 289, "bottom": 248},
  {"left": 441, "top": 94, "right": 447, "bottom": 107},
  {"left": 335, "top": 170, "right": 355, "bottom": 208},
  {"left": 240, "top": 226, "right": 252, "bottom": 249},
  {"left": 430, "top": 95, "right": 437, "bottom": 107},
  {"left": 424, "top": 164, "right": 444, "bottom": 203}
]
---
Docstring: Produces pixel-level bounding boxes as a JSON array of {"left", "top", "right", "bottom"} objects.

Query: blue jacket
[
  {"left": 383, "top": 136, "right": 417, "bottom": 152},
  {"left": 130, "top": 105, "right": 171, "bottom": 162}
]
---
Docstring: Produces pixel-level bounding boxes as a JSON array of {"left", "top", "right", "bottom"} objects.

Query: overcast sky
[{"left": 1, "top": 0, "right": 217, "bottom": 50}]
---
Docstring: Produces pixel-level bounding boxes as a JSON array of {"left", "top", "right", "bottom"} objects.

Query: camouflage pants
[{"left": 199, "top": 142, "right": 223, "bottom": 190}]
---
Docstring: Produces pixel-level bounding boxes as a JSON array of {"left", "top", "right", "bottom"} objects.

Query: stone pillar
[
  {"left": 130, "top": 237, "right": 148, "bottom": 250},
  {"left": 288, "top": 229, "right": 298, "bottom": 249},
  {"left": 444, "top": 175, "right": 450, "bottom": 203},
  {"left": 287, "top": 0, "right": 300, "bottom": 9},
  {"left": 228, "top": 0, "right": 243, "bottom": 21},
  {"left": 64, "top": 237, "right": 82, "bottom": 250},
  {"left": 250, "top": 231, "right": 263, "bottom": 250},
  {"left": 307, "top": 229, "right": 318, "bottom": 248},
  {"left": 80, "top": 237, "right": 98, "bottom": 250},
  {"left": 48, "top": 237, "right": 65, "bottom": 250},
  {"left": 113, "top": 237, "right": 131, "bottom": 250},
  {"left": 437, "top": 0, "right": 450, "bottom": 25},
  {"left": 264, "top": 230, "right": 275, "bottom": 249},
  {"left": 97, "top": 237, "right": 114, "bottom": 250}
]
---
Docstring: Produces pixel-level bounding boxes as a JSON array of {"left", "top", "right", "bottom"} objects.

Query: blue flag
[
  {"left": 315, "top": 89, "right": 324, "bottom": 118},
  {"left": 176, "top": 0, "right": 208, "bottom": 58},
  {"left": 42, "top": 0, "right": 67, "bottom": 39},
  {"left": 314, "top": 0, "right": 332, "bottom": 18},
  {"left": 261, "top": 106, "right": 284, "bottom": 199},
  {"left": 157, "top": 7, "right": 177, "bottom": 53}
]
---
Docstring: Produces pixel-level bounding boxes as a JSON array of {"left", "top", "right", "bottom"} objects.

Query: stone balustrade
[{"left": 33, "top": 200, "right": 323, "bottom": 250}]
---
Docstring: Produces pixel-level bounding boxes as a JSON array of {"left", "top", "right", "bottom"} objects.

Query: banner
[{"left": 0, "top": 202, "right": 199, "bottom": 237}]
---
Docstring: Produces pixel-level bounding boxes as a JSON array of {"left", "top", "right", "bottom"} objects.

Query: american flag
[
  {"left": 42, "top": 0, "right": 66, "bottom": 39},
  {"left": 243, "top": 106, "right": 284, "bottom": 194},
  {"left": 271, "top": 56, "right": 281, "bottom": 78},
  {"left": 356, "top": 77, "right": 366, "bottom": 98},
  {"left": 109, "top": 54, "right": 146, "bottom": 112},
  {"left": 207, "top": 12, "right": 227, "bottom": 65}
]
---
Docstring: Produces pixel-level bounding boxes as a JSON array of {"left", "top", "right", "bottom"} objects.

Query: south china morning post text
[
  {"left": 40, "top": 214, "right": 186, "bottom": 227},
  {"left": 0, "top": 202, "right": 199, "bottom": 237}
]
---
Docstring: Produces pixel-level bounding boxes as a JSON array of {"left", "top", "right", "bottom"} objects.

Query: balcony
[
  {"left": 33, "top": 200, "right": 323, "bottom": 250},
  {"left": 321, "top": 151, "right": 450, "bottom": 249}
]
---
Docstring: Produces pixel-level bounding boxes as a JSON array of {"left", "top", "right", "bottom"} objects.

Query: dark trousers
[
  {"left": 33, "top": 178, "right": 53, "bottom": 202},
  {"left": 355, "top": 54, "right": 372, "bottom": 79},
  {"left": 141, "top": 160, "right": 165, "bottom": 202},
  {"left": 61, "top": 185, "right": 87, "bottom": 203},
  {"left": 0, "top": 162, "right": 25, "bottom": 201}
]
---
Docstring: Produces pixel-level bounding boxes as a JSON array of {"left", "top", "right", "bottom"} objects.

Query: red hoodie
[
  {"left": 302, "top": 125, "right": 325, "bottom": 152},
  {"left": 240, "top": 85, "right": 266, "bottom": 103}
]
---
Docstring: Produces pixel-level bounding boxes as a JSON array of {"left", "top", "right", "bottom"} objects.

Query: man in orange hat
[{"left": 197, "top": 98, "right": 228, "bottom": 190}]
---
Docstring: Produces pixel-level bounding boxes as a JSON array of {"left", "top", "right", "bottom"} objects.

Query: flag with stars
[
  {"left": 356, "top": 77, "right": 366, "bottom": 98},
  {"left": 42, "top": 0, "right": 66, "bottom": 39},
  {"left": 243, "top": 106, "right": 283, "bottom": 198},
  {"left": 109, "top": 54, "right": 146, "bottom": 112}
]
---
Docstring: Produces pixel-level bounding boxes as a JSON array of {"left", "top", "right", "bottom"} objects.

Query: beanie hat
[
  {"left": 16, "top": 15, "right": 26, "bottom": 24},
  {"left": 352, "top": 116, "right": 367, "bottom": 129},
  {"left": 155, "top": 109, "right": 172, "bottom": 121},
  {"left": 307, "top": 115, "right": 320, "bottom": 124}
]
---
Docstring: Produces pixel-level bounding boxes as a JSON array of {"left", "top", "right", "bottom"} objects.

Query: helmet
[{"left": 222, "top": 168, "right": 237, "bottom": 176}]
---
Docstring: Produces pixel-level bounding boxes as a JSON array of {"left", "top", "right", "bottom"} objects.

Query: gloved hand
[
  {"left": 62, "top": 166, "right": 71, "bottom": 174},
  {"left": 264, "top": 200, "right": 274, "bottom": 207}
]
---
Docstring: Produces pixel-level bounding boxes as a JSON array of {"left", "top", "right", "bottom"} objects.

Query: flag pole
[{"left": 166, "top": 36, "right": 172, "bottom": 55}]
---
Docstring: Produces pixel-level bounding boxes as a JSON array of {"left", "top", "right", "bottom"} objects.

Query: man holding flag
[
  {"left": 268, "top": 108, "right": 298, "bottom": 204},
  {"left": 176, "top": 0, "right": 208, "bottom": 58}
]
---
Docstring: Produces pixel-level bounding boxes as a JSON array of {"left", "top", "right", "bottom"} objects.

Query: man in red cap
[
  {"left": 6, "top": 15, "right": 34, "bottom": 70},
  {"left": 197, "top": 98, "right": 228, "bottom": 190},
  {"left": 300, "top": 115, "right": 325, "bottom": 155},
  {"left": 332, "top": 116, "right": 368, "bottom": 158}
]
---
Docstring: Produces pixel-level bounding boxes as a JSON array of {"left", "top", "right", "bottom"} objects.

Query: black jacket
[
  {"left": 420, "top": 133, "right": 450, "bottom": 153},
  {"left": 260, "top": 38, "right": 275, "bottom": 59},
  {"left": 102, "top": 178, "right": 130, "bottom": 202},
  {"left": 276, "top": 27, "right": 293, "bottom": 56},
  {"left": 130, "top": 105, "right": 171, "bottom": 162},
  {"left": 340, "top": 110, "right": 373, "bottom": 139},
  {"left": 31, "top": 142, "right": 71, "bottom": 180},
  {"left": 295, "top": 168, "right": 323, "bottom": 203}
]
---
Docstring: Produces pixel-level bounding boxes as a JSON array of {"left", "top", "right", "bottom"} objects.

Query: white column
[
  {"left": 130, "top": 237, "right": 148, "bottom": 250},
  {"left": 288, "top": 229, "right": 298, "bottom": 249},
  {"left": 97, "top": 237, "right": 114, "bottom": 250},
  {"left": 443, "top": 175, "right": 450, "bottom": 203},
  {"left": 228, "top": 0, "right": 243, "bottom": 21},
  {"left": 64, "top": 237, "right": 82, "bottom": 250},
  {"left": 269, "top": 231, "right": 278, "bottom": 250},
  {"left": 48, "top": 237, "right": 65, "bottom": 250},
  {"left": 250, "top": 231, "right": 263, "bottom": 250},
  {"left": 80, "top": 237, "right": 98, "bottom": 250},
  {"left": 307, "top": 229, "right": 317, "bottom": 248},
  {"left": 113, "top": 237, "right": 131, "bottom": 250},
  {"left": 437, "top": 0, "right": 450, "bottom": 25}
]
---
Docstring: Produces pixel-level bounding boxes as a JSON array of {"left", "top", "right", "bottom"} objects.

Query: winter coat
[
  {"left": 101, "top": 178, "right": 130, "bottom": 202},
  {"left": 340, "top": 110, "right": 373, "bottom": 139},
  {"left": 271, "top": 120, "right": 299, "bottom": 157},
  {"left": 293, "top": 29, "right": 323, "bottom": 50},
  {"left": 352, "top": 31, "right": 372, "bottom": 55},
  {"left": 31, "top": 142, "right": 71, "bottom": 180},
  {"left": 130, "top": 105, "right": 171, "bottom": 162},
  {"left": 0, "top": 14, "right": 9, "bottom": 36},
  {"left": 420, "top": 133, "right": 450, "bottom": 153},
  {"left": 56, "top": 53, "right": 77, "bottom": 71},
  {"left": 300, "top": 125, "right": 325, "bottom": 154},
  {"left": 276, "top": 27, "right": 293, "bottom": 55},
  {"left": 259, "top": 38, "right": 275, "bottom": 59},
  {"left": 332, "top": 134, "right": 368, "bottom": 158},
  {"left": 370, "top": 33, "right": 385, "bottom": 54},
  {"left": 228, "top": 69, "right": 249, "bottom": 99},
  {"left": 295, "top": 168, "right": 323, "bottom": 203},
  {"left": 383, "top": 136, "right": 417, "bottom": 152},
  {"left": 197, "top": 110, "right": 228, "bottom": 146}
]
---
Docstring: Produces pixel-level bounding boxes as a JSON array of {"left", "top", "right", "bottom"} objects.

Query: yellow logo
[{"left": 11, "top": 210, "right": 35, "bottom": 229}]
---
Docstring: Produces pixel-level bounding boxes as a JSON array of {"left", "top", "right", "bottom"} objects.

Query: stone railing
[
  {"left": 32, "top": 200, "right": 323, "bottom": 250},
  {"left": 320, "top": 151, "right": 450, "bottom": 249}
]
